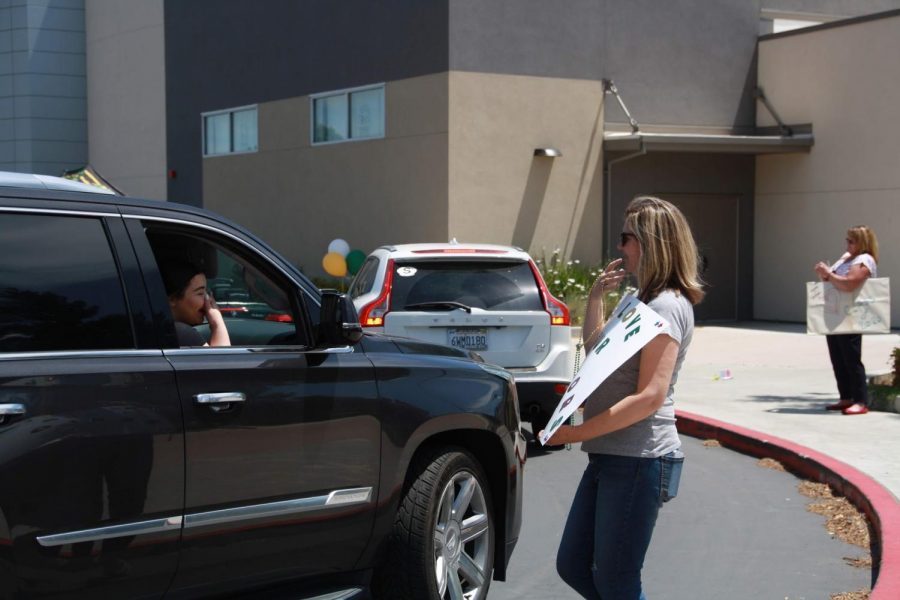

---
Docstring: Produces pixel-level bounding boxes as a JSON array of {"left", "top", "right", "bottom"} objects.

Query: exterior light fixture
[{"left": 534, "top": 147, "right": 562, "bottom": 157}]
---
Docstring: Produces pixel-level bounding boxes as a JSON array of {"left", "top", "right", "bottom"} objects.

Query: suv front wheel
[{"left": 377, "top": 448, "right": 495, "bottom": 600}]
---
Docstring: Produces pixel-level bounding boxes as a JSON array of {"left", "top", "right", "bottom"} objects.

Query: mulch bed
[{"left": 704, "top": 449, "right": 874, "bottom": 599}]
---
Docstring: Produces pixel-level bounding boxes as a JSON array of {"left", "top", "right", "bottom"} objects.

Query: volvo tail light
[
  {"left": 528, "top": 260, "right": 571, "bottom": 326},
  {"left": 358, "top": 259, "right": 394, "bottom": 327}
]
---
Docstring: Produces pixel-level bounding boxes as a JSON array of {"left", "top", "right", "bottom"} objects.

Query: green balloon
[{"left": 346, "top": 249, "right": 367, "bottom": 275}]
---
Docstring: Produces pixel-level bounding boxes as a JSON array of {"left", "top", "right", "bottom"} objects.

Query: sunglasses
[{"left": 619, "top": 232, "right": 637, "bottom": 246}]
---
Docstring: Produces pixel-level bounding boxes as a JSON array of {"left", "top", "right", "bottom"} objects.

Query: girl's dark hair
[{"left": 161, "top": 261, "right": 203, "bottom": 298}]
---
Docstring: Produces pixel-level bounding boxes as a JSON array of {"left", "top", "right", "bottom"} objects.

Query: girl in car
[
  {"left": 544, "top": 195, "right": 704, "bottom": 599},
  {"left": 161, "top": 260, "right": 231, "bottom": 347}
]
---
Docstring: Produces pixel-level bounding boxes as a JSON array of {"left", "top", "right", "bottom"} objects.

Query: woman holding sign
[
  {"left": 813, "top": 225, "right": 879, "bottom": 416},
  {"left": 545, "top": 196, "right": 704, "bottom": 599}
]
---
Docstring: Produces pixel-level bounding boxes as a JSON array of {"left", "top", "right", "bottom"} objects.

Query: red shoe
[
  {"left": 842, "top": 403, "right": 869, "bottom": 415},
  {"left": 825, "top": 400, "right": 853, "bottom": 411}
]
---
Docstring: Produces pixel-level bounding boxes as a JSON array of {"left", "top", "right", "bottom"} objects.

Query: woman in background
[{"left": 814, "top": 225, "right": 879, "bottom": 416}]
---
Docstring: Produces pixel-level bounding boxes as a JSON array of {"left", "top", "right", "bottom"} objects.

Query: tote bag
[{"left": 806, "top": 277, "right": 890, "bottom": 334}]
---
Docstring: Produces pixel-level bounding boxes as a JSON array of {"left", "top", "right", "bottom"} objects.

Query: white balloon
[{"left": 327, "top": 238, "right": 350, "bottom": 257}]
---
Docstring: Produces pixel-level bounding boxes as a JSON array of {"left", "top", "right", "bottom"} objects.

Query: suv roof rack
[{"left": 0, "top": 171, "right": 116, "bottom": 195}]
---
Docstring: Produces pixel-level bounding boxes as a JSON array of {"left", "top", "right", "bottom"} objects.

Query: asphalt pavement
[
  {"left": 490, "top": 434, "right": 871, "bottom": 600},
  {"left": 494, "top": 322, "right": 900, "bottom": 599}
]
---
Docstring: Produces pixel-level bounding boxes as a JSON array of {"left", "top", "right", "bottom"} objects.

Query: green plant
[
  {"left": 892, "top": 347, "right": 900, "bottom": 387},
  {"left": 534, "top": 248, "right": 628, "bottom": 326},
  {"left": 310, "top": 275, "right": 349, "bottom": 292}
]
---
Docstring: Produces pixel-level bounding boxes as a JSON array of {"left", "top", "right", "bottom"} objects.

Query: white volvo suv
[{"left": 349, "top": 243, "right": 572, "bottom": 434}]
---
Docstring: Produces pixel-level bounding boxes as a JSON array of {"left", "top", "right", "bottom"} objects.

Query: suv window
[
  {"left": 0, "top": 213, "right": 133, "bottom": 352},
  {"left": 349, "top": 256, "right": 379, "bottom": 299},
  {"left": 144, "top": 223, "right": 308, "bottom": 347},
  {"left": 390, "top": 260, "right": 544, "bottom": 311}
]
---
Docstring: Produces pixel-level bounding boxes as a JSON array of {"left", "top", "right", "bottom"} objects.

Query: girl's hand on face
[{"left": 591, "top": 258, "right": 626, "bottom": 294}]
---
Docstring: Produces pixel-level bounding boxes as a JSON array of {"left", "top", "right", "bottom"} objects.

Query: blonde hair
[
  {"left": 847, "top": 226, "right": 879, "bottom": 263},
  {"left": 624, "top": 196, "right": 705, "bottom": 305}
]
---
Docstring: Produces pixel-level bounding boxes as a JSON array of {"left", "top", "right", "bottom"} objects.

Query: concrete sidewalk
[{"left": 675, "top": 322, "right": 899, "bottom": 500}]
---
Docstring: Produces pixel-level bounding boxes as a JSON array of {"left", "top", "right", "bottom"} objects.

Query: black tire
[{"left": 375, "top": 448, "right": 495, "bottom": 600}]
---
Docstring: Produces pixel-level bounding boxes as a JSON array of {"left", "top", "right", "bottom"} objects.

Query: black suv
[{"left": 0, "top": 173, "right": 525, "bottom": 600}]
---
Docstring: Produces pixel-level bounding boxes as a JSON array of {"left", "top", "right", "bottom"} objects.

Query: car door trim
[
  {"left": 36, "top": 516, "right": 184, "bottom": 547},
  {"left": 163, "top": 346, "right": 354, "bottom": 356},
  {"left": 0, "top": 349, "right": 165, "bottom": 361},
  {"left": 35, "top": 487, "right": 373, "bottom": 546},
  {"left": 183, "top": 487, "right": 373, "bottom": 529},
  {"left": 0, "top": 206, "right": 116, "bottom": 218}
]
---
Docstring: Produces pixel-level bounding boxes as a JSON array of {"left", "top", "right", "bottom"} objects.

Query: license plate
[{"left": 447, "top": 328, "right": 488, "bottom": 351}]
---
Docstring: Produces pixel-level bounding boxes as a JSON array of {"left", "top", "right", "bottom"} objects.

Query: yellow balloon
[{"left": 323, "top": 252, "right": 347, "bottom": 277}]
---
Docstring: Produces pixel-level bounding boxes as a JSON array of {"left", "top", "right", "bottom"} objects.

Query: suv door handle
[
  {"left": 0, "top": 403, "right": 26, "bottom": 425},
  {"left": 193, "top": 393, "right": 246, "bottom": 413}
]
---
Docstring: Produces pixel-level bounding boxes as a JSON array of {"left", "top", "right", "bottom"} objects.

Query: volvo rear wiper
[{"left": 404, "top": 301, "right": 472, "bottom": 313}]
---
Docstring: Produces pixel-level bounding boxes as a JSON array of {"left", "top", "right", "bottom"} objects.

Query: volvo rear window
[{"left": 390, "top": 261, "right": 544, "bottom": 312}]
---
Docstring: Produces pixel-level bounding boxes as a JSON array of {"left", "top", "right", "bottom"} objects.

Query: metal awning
[{"left": 604, "top": 131, "right": 814, "bottom": 154}]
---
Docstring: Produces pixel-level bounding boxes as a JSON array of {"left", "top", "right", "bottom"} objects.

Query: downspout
[{"left": 601, "top": 80, "right": 645, "bottom": 258}]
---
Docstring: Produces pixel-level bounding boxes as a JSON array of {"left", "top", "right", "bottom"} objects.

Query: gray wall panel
[
  {"left": 11, "top": 4, "right": 84, "bottom": 31},
  {"left": 606, "top": 152, "right": 755, "bottom": 320},
  {"left": 449, "top": 0, "right": 759, "bottom": 129},
  {"left": 13, "top": 26, "right": 85, "bottom": 53},
  {"left": 15, "top": 116, "right": 85, "bottom": 141},
  {"left": 14, "top": 94, "right": 85, "bottom": 118},
  {"left": 165, "top": 0, "right": 449, "bottom": 205},
  {"left": 2, "top": 0, "right": 87, "bottom": 175},
  {"left": 13, "top": 72, "right": 85, "bottom": 96},
  {"left": 11, "top": 49, "right": 86, "bottom": 75}
]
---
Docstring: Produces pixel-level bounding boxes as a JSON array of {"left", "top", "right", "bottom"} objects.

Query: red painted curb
[{"left": 676, "top": 409, "right": 900, "bottom": 600}]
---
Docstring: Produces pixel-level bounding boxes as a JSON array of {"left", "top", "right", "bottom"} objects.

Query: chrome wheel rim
[{"left": 433, "top": 471, "right": 491, "bottom": 600}]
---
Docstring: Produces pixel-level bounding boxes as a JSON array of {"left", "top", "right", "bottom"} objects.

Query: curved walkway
[
  {"left": 673, "top": 323, "right": 900, "bottom": 600},
  {"left": 676, "top": 410, "right": 900, "bottom": 600}
]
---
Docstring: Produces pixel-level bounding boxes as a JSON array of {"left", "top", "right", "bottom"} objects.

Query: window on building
[
  {"left": 203, "top": 106, "right": 258, "bottom": 156},
  {"left": 312, "top": 85, "right": 384, "bottom": 144}
]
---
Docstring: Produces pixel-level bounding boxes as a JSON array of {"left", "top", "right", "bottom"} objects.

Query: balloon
[
  {"left": 346, "top": 249, "right": 366, "bottom": 275},
  {"left": 327, "top": 238, "right": 350, "bottom": 257},
  {"left": 322, "top": 252, "right": 347, "bottom": 277}
]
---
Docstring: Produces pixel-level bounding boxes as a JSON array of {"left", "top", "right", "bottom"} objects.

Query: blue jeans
[{"left": 556, "top": 451, "right": 684, "bottom": 599}]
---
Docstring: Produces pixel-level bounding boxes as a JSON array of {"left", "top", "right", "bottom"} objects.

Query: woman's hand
[
  {"left": 814, "top": 261, "right": 831, "bottom": 281},
  {"left": 590, "top": 258, "right": 626, "bottom": 296},
  {"left": 541, "top": 424, "right": 575, "bottom": 446},
  {"left": 203, "top": 293, "right": 231, "bottom": 347}
]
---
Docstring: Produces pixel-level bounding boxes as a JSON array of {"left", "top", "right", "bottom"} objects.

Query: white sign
[{"left": 539, "top": 293, "right": 670, "bottom": 445}]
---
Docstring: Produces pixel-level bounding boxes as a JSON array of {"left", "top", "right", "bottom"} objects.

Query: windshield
[{"left": 390, "top": 260, "right": 544, "bottom": 312}]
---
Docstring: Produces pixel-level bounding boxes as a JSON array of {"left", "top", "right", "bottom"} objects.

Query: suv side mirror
[{"left": 317, "top": 290, "right": 363, "bottom": 347}]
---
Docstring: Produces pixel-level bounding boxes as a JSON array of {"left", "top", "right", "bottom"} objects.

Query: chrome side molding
[
  {"left": 35, "top": 487, "right": 374, "bottom": 547},
  {"left": 37, "top": 516, "right": 183, "bottom": 547}
]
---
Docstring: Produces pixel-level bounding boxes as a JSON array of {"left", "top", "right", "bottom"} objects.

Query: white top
[{"left": 830, "top": 252, "right": 877, "bottom": 278}]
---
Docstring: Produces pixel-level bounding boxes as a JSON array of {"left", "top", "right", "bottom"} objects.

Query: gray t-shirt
[{"left": 580, "top": 290, "right": 694, "bottom": 458}]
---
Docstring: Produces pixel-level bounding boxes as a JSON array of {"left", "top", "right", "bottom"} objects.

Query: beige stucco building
[
  {"left": 79, "top": 1, "right": 900, "bottom": 325},
  {"left": 756, "top": 12, "right": 899, "bottom": 326},
  {"left": 203, "top": 73, "right": 608, "bottom": 277}
]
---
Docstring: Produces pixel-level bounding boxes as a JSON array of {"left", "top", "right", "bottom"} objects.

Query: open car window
[{"left": 143, "top": 222, "right": 309, "bottom": 348}]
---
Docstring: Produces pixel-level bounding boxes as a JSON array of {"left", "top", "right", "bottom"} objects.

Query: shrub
[
  {"left": 534, "top": 248, "right": 629, "bottom": 326},
  {"left": 893, "top": 347, "right": 900, "bottom": 387}
]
